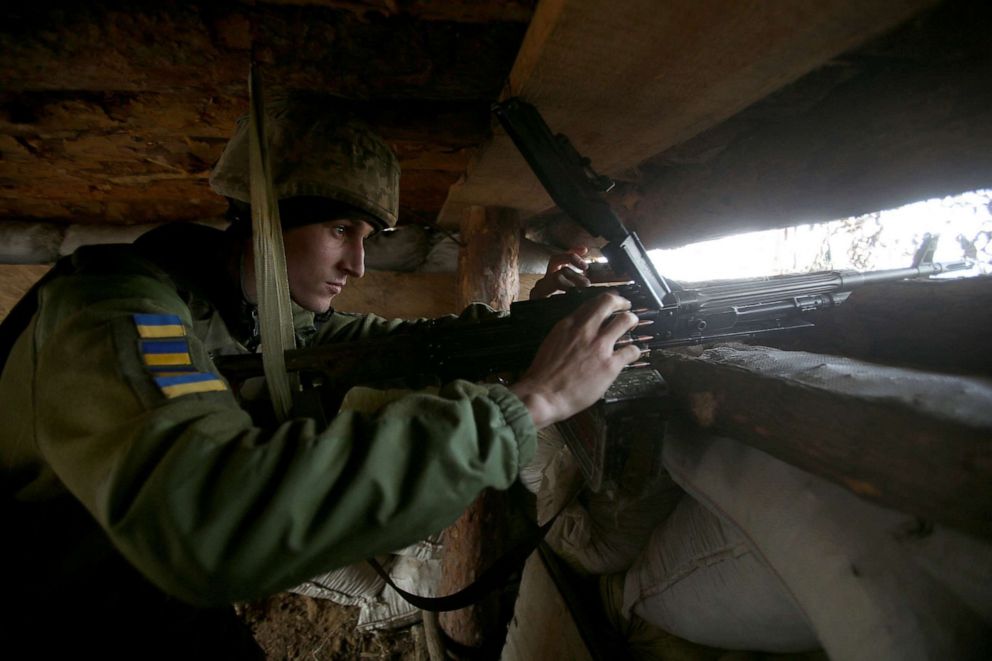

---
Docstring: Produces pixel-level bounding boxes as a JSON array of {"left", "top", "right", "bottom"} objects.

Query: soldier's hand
[
  {"left": 529, "top": 248, "right": 592, "bottom": 300},
  {"left": 510, "top": 291, "right": 641, "bottom": 429}
]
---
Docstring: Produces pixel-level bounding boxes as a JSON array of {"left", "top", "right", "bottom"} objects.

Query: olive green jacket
[{"left": 0, "top": 225, "right": 535, "bottom": 606}]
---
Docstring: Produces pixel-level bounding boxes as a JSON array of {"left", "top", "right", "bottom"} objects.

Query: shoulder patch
[
  {"left": 154, "top": 372, "right": 228, "bottom": 398},
  {"left": 133, "top": 313, "right": 186, "bottom": 338},
  {"left": 140, "top": 339, "right": 194, "bottom": 371},
  {"left": 126, "top": 312, "right": 228, "bottom": 400}
]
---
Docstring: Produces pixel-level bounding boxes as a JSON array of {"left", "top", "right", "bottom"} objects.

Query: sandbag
[
  {"left": 525, "top": 424, "right": 681, "bottom": 575},
  {"left": 623, "top": 496, "right": 817, "bottom": 652},
  {"left": 547, "top": 480, "right": 681, "bottom": 576},
  {"left": 290, "top": 557, "right": 389, "bottom": 606},
  {"left": 599, "top": 572, "right": 723, "bottom": 661},
  {"left": 518, "top": 425, "right": 584, "bottom": 521},
  {"left": 644, "top": 420, "right": 992, "bottom": 660},
  {"left": 357, "top": 555, "right": 442, "bottom": 631},
  {"left": 419, "top": 233, "right": 460, "bottom": 272},
  {"left": 393, "top": 532, "right": 443, "bottom": 562},
  {"left": 364, "top": 224, "right": 429, "bottom": 271}
]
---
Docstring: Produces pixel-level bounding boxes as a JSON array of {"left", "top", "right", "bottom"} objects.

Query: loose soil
[{"left": 237, "top": 592, "right": 420, "bottom": 660}]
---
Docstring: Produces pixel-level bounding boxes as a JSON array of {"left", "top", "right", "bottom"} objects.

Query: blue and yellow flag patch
[
  {"left": 153, "top": 372, "right": 228, "bottom": 398},
  {"left": 133, "top": 313, "right": 186, "bottom": 339},
  {"left": 140, "top": 339, "right": 194, "bottom": 371},
  {"left": 132, "top": 313, "right": 227, "bottom": 398}
]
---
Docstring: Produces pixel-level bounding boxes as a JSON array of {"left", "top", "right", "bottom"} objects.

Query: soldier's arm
[{"left": 31, "top": 264, "right": 535, "bottom": 606}]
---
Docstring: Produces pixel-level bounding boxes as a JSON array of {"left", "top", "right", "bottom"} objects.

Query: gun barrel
[{"left": 678, "top": 260, "right": 967, "bottom": 310}]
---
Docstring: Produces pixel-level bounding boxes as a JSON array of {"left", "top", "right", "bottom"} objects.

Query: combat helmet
[{"left": 210, "top": 96, "right": 400, "bottom": 231}]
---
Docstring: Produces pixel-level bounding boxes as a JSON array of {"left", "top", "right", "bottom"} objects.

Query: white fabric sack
[
  {"left": 518, "top": 238, "right": 556, "bottom": 274},
  {"left": 419, "top": 233, "right": 460, "bottom": 272},
  {"left": 357, "top": 555, "right": 443, "bottom": 631},
  {"left": 364, "top": 224, "right": 429, "bottom": 271},
  {"left": 624, "top": 494, "right": 817, "bottom": 652},
  {"left": 547, "top": 478, "right": 681, "bottom": 576},
  {"left": 392, "top": 531, "right": 444, "bottom": 562},
  {"left": 527, "top": 425, "right": 681, "bottom": 575},
  {"left": 290, "top": 557, "right": 390, "bottom": 606},
  {"left": 291, "top": 547, "right": 444, "bottom": 631},
  {"left": 518, "top": 425, "right": 584, "bottom": 522},
  {"left": 630, "top": 420, "right": 992, "bottom": 660},
  {"left": 598, "top": 572, "right": 724, "bottom": 661}
]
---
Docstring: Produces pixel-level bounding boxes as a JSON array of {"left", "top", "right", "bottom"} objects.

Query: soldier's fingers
[
  {"left": 545, "top": 255, "right": 572, "bottom": 274},
  {"left": 575, "top": 291, "right": 632, "bottom": 329},
  {"left": 600, "top": 310, "right": 640, "bottom": 344},
  {"left": 565, "top": 251, "right": 589, "bottom": 271},
  {"left": 559, "top": 269, "right": 591, "bottom": 289},
  {"left": 614, "top": 343, "right": 643, "bottom": 365},
  {"left": 546, "top": 249, "right": 590, "bottom": 275}
]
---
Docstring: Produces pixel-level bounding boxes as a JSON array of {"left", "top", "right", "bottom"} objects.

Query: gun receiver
[{"left": 215, "top": 260, "right": 968, "bottom": 386}]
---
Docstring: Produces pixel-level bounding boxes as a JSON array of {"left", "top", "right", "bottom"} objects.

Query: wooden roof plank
[{"left": 441, "top": 0, "right": 936, "bottom": 225}]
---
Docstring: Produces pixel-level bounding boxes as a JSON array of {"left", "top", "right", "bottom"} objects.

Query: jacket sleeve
[{"left": 30, "top": 261, "right": 535, "bottom": 606}]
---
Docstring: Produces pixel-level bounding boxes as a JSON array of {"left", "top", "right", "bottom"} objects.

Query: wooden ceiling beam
[
  {"left": 0, "top": 91, "right": 488, "bottom": 224},
  {"left": 632, "top": 56, "right": 992, "bottom": 248},
  {"left": 440, "top": 0, "right": 937, "bottom": 229},
  {"left": 0, "top": 4, "right": 525, "bottom": 99},
  {"left": 255, "top": 1, "right": 535, "bottom": 24}
]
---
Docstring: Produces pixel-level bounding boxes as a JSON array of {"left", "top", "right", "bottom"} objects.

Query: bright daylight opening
[{"left": 648, "top": 190, "right": 992, "bottom": 282}]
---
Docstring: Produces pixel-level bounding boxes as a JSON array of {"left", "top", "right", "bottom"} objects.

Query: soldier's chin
[{"left": 291, "top": 292, "right": 334, "bottom": 314}]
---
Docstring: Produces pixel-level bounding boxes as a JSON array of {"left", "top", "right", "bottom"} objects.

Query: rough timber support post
[{"left": 440, "top": 205, "right": 521, "bottom": 653}]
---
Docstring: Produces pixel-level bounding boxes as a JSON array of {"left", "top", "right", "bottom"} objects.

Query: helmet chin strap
[{"left": 248, "top": 63, "right": 298, "bottom": 422}]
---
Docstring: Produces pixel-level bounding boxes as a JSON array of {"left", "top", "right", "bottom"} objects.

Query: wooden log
[
  {"left": 439, "top": 205, "right": 521, "bottom": 652},
  {"left": 652, "top": 344, "right": 992, "bottom": 538},
  {"left": 765, "top": 275, "right": 992, "bottom": 377},
  {"left": 456, "top": 205, "right": 521, "bottom": 309}
]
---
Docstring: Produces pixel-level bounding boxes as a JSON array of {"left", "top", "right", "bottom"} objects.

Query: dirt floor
[{"left": 237, "top": 592, "right": 421, "bottom": 660}]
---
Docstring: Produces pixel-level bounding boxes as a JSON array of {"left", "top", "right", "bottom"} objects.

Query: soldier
[{"left": 0, "top": 98, "right": 640, "bottom": 656}]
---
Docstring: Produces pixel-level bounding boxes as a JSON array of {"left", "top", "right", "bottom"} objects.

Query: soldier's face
[{"left": 283, "top": 218, "right": 374, "bottom": 312}]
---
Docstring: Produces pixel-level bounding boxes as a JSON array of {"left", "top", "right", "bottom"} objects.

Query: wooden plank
[
  {"left": 0, "top": 91, "right": 489, "bottom": 225},
  {"left": 0, "top": 264, "right": 50, "bottom": 320},
  {"left": 765, "top": 276, "right": 992, "bottom": 378},
  {"left": 255, "top": 1, "right": 534, "bottom": 24},
  {"left": 632, "top": 45, "right": 992, "bottom": 247},
  {"left": 652, "top": 345, "right": 992, "bottom": 538},
  {"left": 0, "top": 5, "right": 523, "bottom": 226},
  {"left": 440, "top": 0, "right": 935, "bottom": 225}
]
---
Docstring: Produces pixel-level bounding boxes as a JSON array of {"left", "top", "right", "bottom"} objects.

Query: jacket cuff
[{"left": 485, "top": 384, "right": 537, "bottom": 467}]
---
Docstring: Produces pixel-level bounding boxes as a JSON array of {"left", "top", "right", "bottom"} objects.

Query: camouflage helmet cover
[{"left": 209, "top": 97, "right": 400, "bottom": 230}]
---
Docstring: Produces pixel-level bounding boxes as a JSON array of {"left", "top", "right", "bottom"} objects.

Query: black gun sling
[{"left": 365, "top": 494, "right": 567, "bottom": 613}]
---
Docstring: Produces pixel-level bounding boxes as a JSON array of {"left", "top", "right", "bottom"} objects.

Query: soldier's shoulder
[
  {"left": 68, "top": 243, "right": 166, "bottom": 278},
  {"left": 38, "top": 243, "right": 182, "bottom": 317}
]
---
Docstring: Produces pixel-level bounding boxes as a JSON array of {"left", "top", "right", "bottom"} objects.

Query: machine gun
[{"left": 215, "top": 98, "right": 970, "bottom": 489}]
